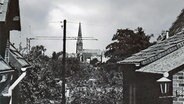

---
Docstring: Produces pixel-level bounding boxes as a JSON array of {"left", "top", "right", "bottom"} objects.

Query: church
[{"left": 76, "top": 23, "right": 104, "bottom": 63}]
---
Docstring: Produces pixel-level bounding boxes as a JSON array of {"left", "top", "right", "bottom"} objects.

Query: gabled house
[
  {"left": 118, "top": 9, "right": 184, "bottom": 104},
  {"left": 0, "top": 0, "right": 30, "bottom": 104},
  {"left": 0, "top": 0, "right": 21, "bottom": 58}
]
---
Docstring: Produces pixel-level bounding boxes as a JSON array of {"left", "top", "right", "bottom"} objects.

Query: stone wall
[{"left": 173, "top": 70, "right": 184, "bottom": 104}]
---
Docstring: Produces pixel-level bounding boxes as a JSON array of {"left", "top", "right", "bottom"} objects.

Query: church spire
[
  {"left": 78, "top": 22, "right": 82, "bottom": 37},
  {"left": 76, "top": 22, "right": 83, "bottom": 59}
]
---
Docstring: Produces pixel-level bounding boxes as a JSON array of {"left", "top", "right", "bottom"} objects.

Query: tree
[
  {"left": 105, "top": 27, "right": 153, "bottom": 63},
  {"left": 52, "top": 51, "right": 57, "bottom": 60},
  {"left": 90, "top": 58, "right": 99, "bottom": 66},
  {"left": 169, "top": 9, "right": 184, "bottom": 36},
  {"left": 50, "top": 51, "right": 80, "bottom": 77},
  {"left": 20, "top": 46, "right": 82, "bottom": 103},
  {"left": 19, "top": 46, "right": 60, "bottom": 104},
  {"left": 68, "top": 65, "right": 124, "bottom": 104},
  {"left": 20, "top": 44, "right": 126, "bottom": 104}
]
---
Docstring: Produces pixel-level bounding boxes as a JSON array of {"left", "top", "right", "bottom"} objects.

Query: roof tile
[{"left": 119, "top": 33, "right": 184, "bottom": 66}]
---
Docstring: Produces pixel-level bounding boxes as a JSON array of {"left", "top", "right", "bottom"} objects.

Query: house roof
[
  {"left": 137, "top": 43, "right": 184, "bottom": 74},
  {"left": 118, "top": 33, "right": 184, "bottom": 74},
  {"left": 118, "top": 33, "right": 184, "bottom": 66},
  {"left": 0, "top": 56, "right": 13, "bottom": 74},
  {"left": 8, "top": 43, "right": 30, "bottom": 68},
  {"left": 0, "top": 0, "right": 21, "bottom": 30},
  {"left": 83, "top": 49, "right": 101, "bottom": 55}
]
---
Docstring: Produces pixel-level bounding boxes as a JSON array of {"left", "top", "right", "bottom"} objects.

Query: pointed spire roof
[
  {"left": 78, "top": 22, "right": 82, "bottom": 37},
  {"left": 76, "top": 22, "right": 83, "bottom": 54}
]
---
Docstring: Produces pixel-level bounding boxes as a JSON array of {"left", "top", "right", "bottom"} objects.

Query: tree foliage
[
  {"left": 67, "top": 64, "right": 123, "bottom": 104},
  {"left": 19, "top": 46, "right": 80, "bottom": 104},
  {"left": 90, "top": 58, "right": 99, "bottom": 66},
  {"left": 169, "top": 9, "right": 184, "bottom": 36},
  {"left": 19, "top": 45, "right": 124, "bottom": 104},
  {"left": 105, "top": 27, "right": 153, "bottom": 62}
]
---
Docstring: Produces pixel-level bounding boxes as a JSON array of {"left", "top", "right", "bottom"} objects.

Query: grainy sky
[{"left": 11, "top": 0, "right": 184, "bottom": 56}]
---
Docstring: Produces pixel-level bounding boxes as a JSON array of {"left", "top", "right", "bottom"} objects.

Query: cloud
[
  {"left": 20, "top": 0, "right": 55, "bottom": 32},
  {"left": 10, "top": 0, "right": 184, "bottom": 55}
]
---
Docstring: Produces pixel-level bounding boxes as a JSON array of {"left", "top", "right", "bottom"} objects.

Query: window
[
  {"left": 0, "top": 60, "right": 11, "bottom": 70},
  {"left": 0, "top": 74, "right": 8, "bottom": 83},
  {"left": 179, "top": 76, "right": 184, "bottom": 79}
]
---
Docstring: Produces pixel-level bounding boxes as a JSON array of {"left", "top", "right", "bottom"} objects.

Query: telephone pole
[{"left": 62, "top": 19, "right": 66, "bottom": 104}]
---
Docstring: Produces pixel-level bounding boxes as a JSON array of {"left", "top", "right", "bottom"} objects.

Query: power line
[
  {"left": 47, "top": 20, "right": 106, "bottom": 27},
  {"left": 25, "top": 36, "right": 97, "bottom": 53}
]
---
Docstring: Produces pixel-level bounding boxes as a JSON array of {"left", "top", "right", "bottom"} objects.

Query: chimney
[{"left": 166, "top": 30, "right": 169, "bottom": 39}]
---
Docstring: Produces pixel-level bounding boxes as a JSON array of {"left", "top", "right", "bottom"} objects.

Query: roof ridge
[
  {"left": 137, "top": 42, "right": 184, "bottom": 74},
  {"left": 119, "top": 33, "right": 184, "bottom": 66}
]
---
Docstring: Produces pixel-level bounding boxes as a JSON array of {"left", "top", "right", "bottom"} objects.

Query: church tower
[{"left": 76, "top": 22, "right": 83, "bottom": 60}]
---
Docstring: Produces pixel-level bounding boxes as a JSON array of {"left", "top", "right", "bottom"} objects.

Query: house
[
  {"left": 0, "top": 0, "right": 21, "bottom": 58},
  {"left": 6, "top": 42, "right": 30, "bottom": 104},
  {"left": 82, "top": 49, "right": 102, "bottom": 62},
  {"left": 118, "top": 9, "right": 184, "bottom": 104},
  {"left": 0, "top": 0, "right": 30, "bottom": 104}
]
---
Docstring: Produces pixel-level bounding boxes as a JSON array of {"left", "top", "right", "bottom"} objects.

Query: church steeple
[
  {"left": 76, "top": 22, "right": 83, "bottom": 58},
  {"left": 78, "top": 22, "right": 82, "bottom": 38}
]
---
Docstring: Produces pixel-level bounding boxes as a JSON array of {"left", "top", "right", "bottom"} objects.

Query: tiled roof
[
  {"left": 137, "top": 43, "right": 184, "bottom": 74},
  {"left": 118, "top": 33, "right": 184, "bottom": 66}
]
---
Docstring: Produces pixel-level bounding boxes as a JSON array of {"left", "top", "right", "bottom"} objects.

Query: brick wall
[{"left": 173, "top": 70, "right": 184, "bottom": 104}]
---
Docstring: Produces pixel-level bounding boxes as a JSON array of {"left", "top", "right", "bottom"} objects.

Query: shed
[{"left": 119, "top": 32, "right": 184, "bottom": 104}]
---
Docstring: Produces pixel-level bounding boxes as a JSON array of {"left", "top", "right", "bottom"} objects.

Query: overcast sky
[{"left": 10, "top": 0, "right": 184, "bottom": 56}]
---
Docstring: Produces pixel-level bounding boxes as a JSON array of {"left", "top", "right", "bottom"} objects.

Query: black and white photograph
[{"left": 0, "top": 0, "right": 184, "bottom": 104}]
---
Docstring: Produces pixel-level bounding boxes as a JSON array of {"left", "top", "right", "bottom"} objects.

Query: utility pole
[{"left": 62, "top": 19, "right": 66, "bottom": 104}]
